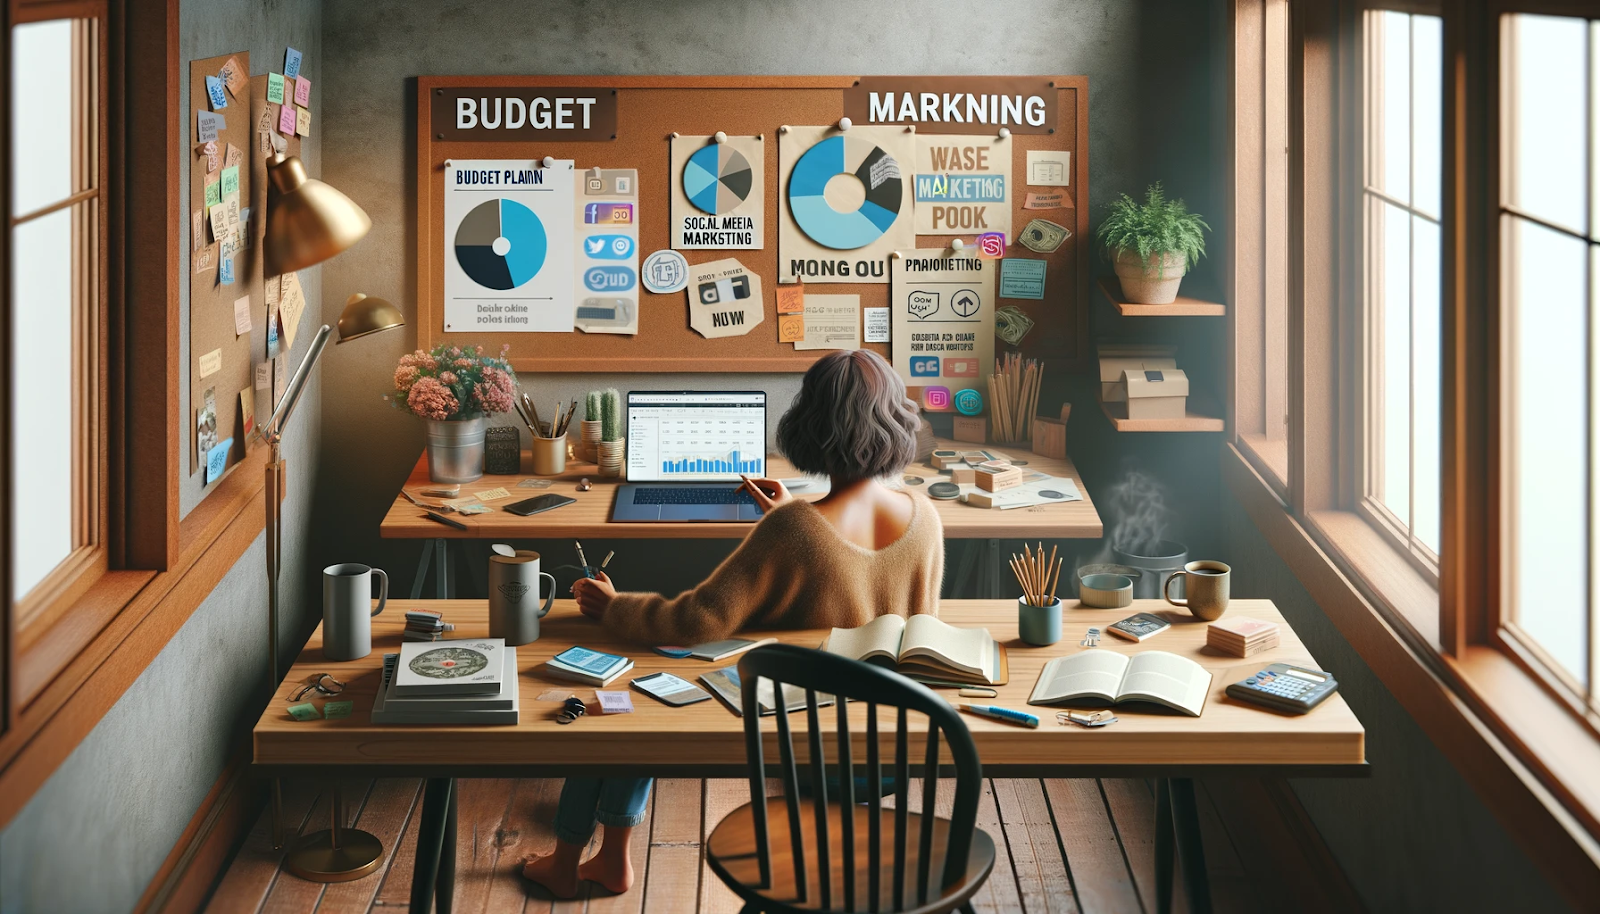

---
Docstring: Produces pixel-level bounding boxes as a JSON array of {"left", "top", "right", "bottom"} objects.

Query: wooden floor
[{"left": 205, "top": 777, "right": 1363, "bottom": 914}]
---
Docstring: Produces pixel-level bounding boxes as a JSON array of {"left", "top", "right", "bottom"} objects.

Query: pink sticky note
[
  {"left": 294, "top": 76, "right": 311, "bottom": 107},
  {"left": 278, "top": 102, "right": 296, "bottom": 135}
]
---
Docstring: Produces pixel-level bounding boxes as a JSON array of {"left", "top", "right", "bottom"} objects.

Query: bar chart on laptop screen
[{"left": 626, "top": 393, "right": 766, "bottom": 482}]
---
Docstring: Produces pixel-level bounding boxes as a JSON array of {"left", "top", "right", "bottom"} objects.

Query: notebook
[
  {"left": 1027, "top": 651, "right": 1212, "bottom": 717},
  {"left": 544, "top": 645, "right": 633, "bottom": 686},
  {"left": 699, "top": 666, "right": 835, "bottom": 717},
  {"left": 393, "top": 639, "right": 507, "bottom": 697},
  {"left": 823, "top": 614, "right": 1008, "bottom": 686},
  {"left": 688, "top": 637, "right": 777, "bottom": 662}
]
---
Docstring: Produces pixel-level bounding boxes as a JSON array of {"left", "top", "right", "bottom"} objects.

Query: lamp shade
[
  {"left": 337, "top": 293, "right": 405, "bottom": 343},
  {"left": 264, "top": 154, "right": 372, "bottom": 276}
]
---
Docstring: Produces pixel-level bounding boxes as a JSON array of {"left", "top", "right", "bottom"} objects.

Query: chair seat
[{"left": 706, "top": 800, "right": 996, "bottom": 914}]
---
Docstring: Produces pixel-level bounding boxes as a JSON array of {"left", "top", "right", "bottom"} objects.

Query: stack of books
[
  {"left": 543, "top": 645, "right": 633, "bottom": 686},
  {"left": 1206, "top": 617, "right": 1280, "bottom": 658},
  {"left": 371, "top": 638, "right": 519, "bottom": 724},
  {"left": 402, "top": 609, "right": 456, "bottom": 642}
]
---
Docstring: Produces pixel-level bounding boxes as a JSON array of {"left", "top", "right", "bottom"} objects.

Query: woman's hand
[
  {"left": 740, "top": 475, "right": 793, "bottom": 512},
  {"left": 571, "top": 571, "right": 616, "bottom": 621}
]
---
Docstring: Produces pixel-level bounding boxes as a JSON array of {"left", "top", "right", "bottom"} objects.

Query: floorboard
[
  {"left": 205, "top": 778, "right": 319, "bottom": 914},
  {"left": 640, "top": 778, "right": 701, "bottom": 914},
  {"left": 1044, "top": 779, "right": 1141, "bottom": 914},
  {"left": 993, "top": 778, "right": 1080, "bottom": 914},
  {"left": 314, "top": 779, "right": 422, "bottom": 914}
]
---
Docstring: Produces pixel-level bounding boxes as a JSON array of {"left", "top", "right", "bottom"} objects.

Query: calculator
[{"left": 1225, "top": 663, "right": 1339, "bottom": 714}]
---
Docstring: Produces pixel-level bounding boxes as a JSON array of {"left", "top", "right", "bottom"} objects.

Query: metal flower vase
[{"left": 425, "top": 417, "right": 486, "bottom": 483}]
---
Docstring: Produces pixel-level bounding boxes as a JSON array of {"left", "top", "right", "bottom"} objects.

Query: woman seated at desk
[{"left": 521, "top": 349, "right": 946, "bottom": 898}]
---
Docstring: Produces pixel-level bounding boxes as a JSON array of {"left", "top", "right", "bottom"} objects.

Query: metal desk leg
[
  {"left": 1155, "top": 778, "right": 1175, "bottom": 914},
  {"left": 1169, "top": 778, "right": 1213, "bottom": 914},
  {"left": 435, "top": 538, "right": 450, "bottom": 599},
  {"left": 986, "top": 538, "right": 1002, "bottom": 597},
  {"left": 409, "top": 539, "right": 435, "bottom": 600},
  {"left": 410, "top": 778, "right": 456, "bottom": 914},
  {"left": 437, "top": 781, "right": 458, "bottom": 914},
  {"left": 948, "top": 541, "right": 979, "bottom": 597}
]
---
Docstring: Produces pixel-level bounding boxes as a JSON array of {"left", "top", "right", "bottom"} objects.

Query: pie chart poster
[
  {"left": 670, "top": 135, "right": 764, "bottom": 250},
  {"left": 778, "top": 125, "right": 914, "bottom": 285},
  {"left": 443, "top": 159, "right": 576, "bottom": 333}
]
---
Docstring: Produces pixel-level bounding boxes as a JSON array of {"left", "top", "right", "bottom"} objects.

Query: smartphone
[
  {"left": 630, "top": 672, "right": 712, "bottom": 707},
  {"left": 504, "top": 494, "right": 577, "bottom": 516}
]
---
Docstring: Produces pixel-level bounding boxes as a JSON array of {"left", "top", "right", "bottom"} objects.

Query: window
[
  {"left": 1362, "top": 9, "right": 1442, "bottom": 571},
  {"left": 1500, "top": 12, "right": 1599, "bottom": 709},
  {"left": 8, "top": 14, "right": 104, "bottom": 623}
]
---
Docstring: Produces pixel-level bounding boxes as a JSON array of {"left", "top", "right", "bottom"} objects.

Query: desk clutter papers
[
  {"left": 595, "top": 690, "right": 634, "bottom": 714},
  {"left": 403, "top": 609, "right": 457, "bottom": 643},
  {"left": 688, "top": 637, "right": 776, "bottom": 662},
  {"left": 372, "top": 647, "right": 520, "bottom": 725},
  {"left": 1207, "top": 617, "right": 1280, "bottom": 657},
  {"left": 962, "top": 472, "right": 1082, "bottom": 510},
  {"left": 1028, "top": 651, "right": 1211, "bottom": 718},
  {"left": 699, "top": 666, "right": 836, "bottom": 717},
  {"left": 544, "top": 645, "right": 633, "bottom": 686},
  {"left": 824, "top": 613, "right": 1006, "bottom": 686}
]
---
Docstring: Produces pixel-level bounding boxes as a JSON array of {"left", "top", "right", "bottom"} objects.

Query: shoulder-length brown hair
[{"left": 777, "top": 350, "right": 920, "bottom": 481}]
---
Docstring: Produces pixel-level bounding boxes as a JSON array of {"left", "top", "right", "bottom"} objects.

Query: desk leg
[
  {"left": 948, "top": 541, "right": 978, "bottom": 597},
  {"left": 1169, "top": 778, "right": 1213, "bottom": 914},
  {"left": 1155, "top": 779, "right": 1174, "bottom": 914},
  {"left": 410, "top": 778, "right": 456, "bottom": 914},
  {"left": 437, "top": 781, "right": 458, "bottom": 914},
  {"left": 986, "top": 538, "right": 1001, "bottom": 597},
  {"left": 409, "top": 540, "right": 435, "bottom": 600},
  {"left": 436, "top": 539, "right": 450, "bottom": 599}
]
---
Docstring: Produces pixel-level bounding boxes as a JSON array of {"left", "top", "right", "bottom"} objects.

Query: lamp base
[{"left": 283, "top": 828, "right": 384, "bottom": 882}]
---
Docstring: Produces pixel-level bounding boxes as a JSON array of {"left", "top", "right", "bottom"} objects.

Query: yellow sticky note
[
  {"left": 296, "top": 106, "right": 311, "bottom": 137},
  {"left": 198, "top": 348, "right": 222, "bottom": 378},
  {"left": 474, "top": 487, "right": 512, "bottom": 502}
]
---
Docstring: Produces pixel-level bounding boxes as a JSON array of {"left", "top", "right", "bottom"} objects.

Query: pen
[
  {"left": 423, "top": 510, "right": 468, "bottom": 531},
  {"left": 601, "top": 550, "right": 614, "bottom": 570},
  {"left": 575, "top": 541, "right": 595, "bottom": 579},
  {"left": 959, "top": 704, "right": 1040, "bottom": 728}
]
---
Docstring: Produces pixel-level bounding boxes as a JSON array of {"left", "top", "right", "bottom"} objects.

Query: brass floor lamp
[{"left": 258, "top": 152, "right": 405, "bottom": 881}]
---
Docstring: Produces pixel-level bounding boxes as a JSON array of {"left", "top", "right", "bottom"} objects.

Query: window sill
[
  {"left": 1222, "top": 443, "right": 1600, "bottom": 906},
  {"left": 1237, "top": 432, "right": 1290, "bottom": 494}
]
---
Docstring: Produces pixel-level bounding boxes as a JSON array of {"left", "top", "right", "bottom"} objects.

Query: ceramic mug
[
  {"left": 488, "top": 549, "right": 557, "bottom": 645},
  {"left": 1018, "top": 596, "right": 1063, "bottom": 646},
  {"left": 1164, "top": 560, "right": 1231, "bottom": 621},
  {"left": 322, "top": 563, "right": 389, "bottom": 661}
]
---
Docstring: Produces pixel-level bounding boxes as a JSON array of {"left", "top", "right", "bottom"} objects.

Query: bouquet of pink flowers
[{"left": 388, "top": 343, "right": 518, "bottom": 421}]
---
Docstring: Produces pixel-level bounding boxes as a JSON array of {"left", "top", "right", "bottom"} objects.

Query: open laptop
[{"left": 611, "top": 391, "right": 767, "bottom": 522}]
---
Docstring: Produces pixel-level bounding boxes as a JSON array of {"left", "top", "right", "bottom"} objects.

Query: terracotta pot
[{"left": 1113, "top": 250, "right": 1188, "bottom": 304}]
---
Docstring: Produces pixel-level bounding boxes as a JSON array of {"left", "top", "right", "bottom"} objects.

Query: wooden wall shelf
[
  {"left": 1097, "top": 276, "right": 1226, "bottom": 317},
  {"left": 1097, "top": 390, "right": 1225, "bottom": 432}
]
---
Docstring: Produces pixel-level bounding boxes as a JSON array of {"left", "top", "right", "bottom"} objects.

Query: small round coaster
[
  {"left": 928, "top": 481, "right": 962, "bottom": 500},
  {"left": 902, "top": 475, "right": 925, "bottom": 486},
  {"left": 1039, "top": 489, "right": 1067, "bottom": 499}
]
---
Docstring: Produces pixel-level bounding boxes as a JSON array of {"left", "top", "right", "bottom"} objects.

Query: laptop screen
[{"left": 625, "top": 391, "right": 767, "bottom": 483}]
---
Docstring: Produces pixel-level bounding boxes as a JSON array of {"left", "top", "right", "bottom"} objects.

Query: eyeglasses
[{"left": 289, "top": 673, "right": 346, "bottom": 702}]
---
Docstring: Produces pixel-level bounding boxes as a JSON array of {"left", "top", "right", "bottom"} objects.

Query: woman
[{"left": 521, "top": 350, "right": 944, "bottom": 897}]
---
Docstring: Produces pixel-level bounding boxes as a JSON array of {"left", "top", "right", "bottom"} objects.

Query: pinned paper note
[
  {"left": 206, "top": 438, "right": 233, "bottom": 482},
  {"left": 191, "top": 210, "right": 204, "bottom": 250},
  {"left": 208, "top": 204, "right": 228, "bottom": 243},
  {"left": 286, "top": 703, "right": 318, "bottom": 721},
  {"left": 277, "top": 271, "right": 305, "bottom": 348},
  {"left": 687, "top": 257, "right": 764, "bottom": 339},
  {"left": 776, "top": 281, "right": 805, "bottom": 315},
  {"left": 778, "top": 313, "right": 805, "bottom": 343},
  {"left": 296, "top": 107, "right": 311, "bottom": 137},
  {"left": 239, "top": 389, "right": 255, "bottom": 448},
  {"left": 1023, "top": 191, "right": 1066, "bottom": 210},
  {"left": 266, "top": 307, "right": 280, "bottom": 357},
  {"left": 198, "top": 348, "right": 222, "bottom": 378},
  {"left": 193, "top": 244, "right": 216, "bottom": 275},
  {"left": 284, "top": 47, "right": 303, "bottom": 79},
  {"left": 233, "top": 295, "right": 252, "bottom": 335},
  {"left": 278, "top": 102, "right": 296, "bottom": 135},
  {"left": 219, "top": 56, "right": 247, "bottom": 98},
  {"left": 294, "top": 76, "right": 311, "bottom": 107},
  {"left": 322, "top": 700, "right": 352, "bottom": 720},
  {"left": 474, "top": 487, "right": 512, "bottom": 502},
  {"left": 1025, "top": 149, "right": 1071, "bottom": 187},
  {"left": 219, "top": 257, "right": 235, "bottom": 285},
  {"left": 998, "top": 258, "right": 1046, "bottom": 299},
  {"left": 264, "top": 275, "right": 280, "bottom": 305},
  {"left": 272, "top": 356, "right": 286, "bottom": 407},
  {"left": 223, "top": 142, "right": 242, "bottom": 171},
  {"left": 202, "top": 141, "right": 219, "bottom": 173},
  {"left": 267, "top": 72, "right": 286, "bottom": 104},
  {"left": 204, "top": 179, "right": 220, "bottom": 209},
  {"left": 793, "top": 294, "right": 861, "bottom": 351},
  {"left": 864, "top": 307, "right": 890, "bottom": 343},
  {"left": 197, "top": 387, "right": 218, "bottom": 457},
  {"left": 255, "top": 361, "right": 271, "bottom": 390},
  {"left": 220, "top": 165, "right": 239, "bottom": 198},
  {"left": 196, "top": 109, "right": 224, "bottom": 143},
  {"left": 205, "top": 75, "right": 228, "bottom": 110}
]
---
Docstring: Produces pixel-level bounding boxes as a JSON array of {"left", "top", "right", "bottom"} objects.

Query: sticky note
[
  {"left": 455, "top": 503, "right": 491, "bottom": 515},
  {"left": 234, "top": 295, "right": 252, "bottom": 335},
  {"left": 207, "top": 204, "right": 227, "bottom": 242},
  {"left": 296, "top": 107, "right": 311, "bottom": 137},
  {"left": 198, "top": 348, "right": 222, "bottom": 378},
  {"left": 322, "top": 700, "right": 353, "bottom": 720},
  {"left": 998, "top": 258, "right": 1046, "bottom": 300},
  {"left": 220, "top": 165, "right": 239, "bottom": 198},
  {"left": 219, "top": 257, "right": 235, "bottom": 285},
  {"left": 778, "top": 313, "right": 805, "bottom": 342},
  {"left": 205, "top": 75, "right": 227, "bottom": 109},
  {"left": 278, "top": 102, "right": 297, "bottom": 135},
  {"left": 776, "top": 281, "right": 805, "bottom": 314},
  {"left": 864, "top": 307, "right": 891, "bottom": 343},
  {"left": 596, "top": 691, "right": 634, "bottom": 714},
  {"left": 196, "top": 109, "right": 223, "bottom": 143},
  {"left": 206, "top": 438, "right": 233, "bottom": 483},
  {"left": 219, "top": 55, "right": 247, "bottom": 98},
  {"left": 264, "top": 275, "right": 281, "bottom": 305},
  {"left": 223, "top": 142, "right": 242, "bottom": 170},
  {"left": 202, "top": 142, "right": 218, "bottom": 173},
  {"left": 284, "top": 46, "right": 303, "bottom": 79},
  {"left": 1023, "top": 191, "right": 1065, "bottom": 210},
  {"left": 474, "top": 487, "right": 512, "bottom": 502},
  {"left": 255, "top": 361, "right": 271, "bottom": 390},
  {"left": 204, "top": 178, "right": 220, "bottom": 208},
  {"left": 294, "top": 75, "right": 311, "bottom": 107},
  {"left": 287, "top": 702, "right": 318, "bottom": 721},
  {"left": 266, "top": 72, "right": 285, "bottom": 104}
]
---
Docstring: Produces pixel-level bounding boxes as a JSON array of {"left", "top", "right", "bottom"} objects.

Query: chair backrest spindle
[
  {"left": 771, "top": 685, "right": 808, "bottom": 901},
  {"left": 836, "top": 695, "right": 857, "bottom": 911},
  {"left": 806, "top": 690, "right": 831, "bottom": 909},
  {"left": 867, "top": 701, "right": 881, "bottom": 913}
]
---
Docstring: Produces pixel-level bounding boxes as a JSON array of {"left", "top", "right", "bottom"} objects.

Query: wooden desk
[{"left": 253, "top": 599, "right": 1364, "bottom": 914}]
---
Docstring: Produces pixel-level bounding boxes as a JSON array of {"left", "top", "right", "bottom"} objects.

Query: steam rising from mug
[{"left": 1105, "top": 467, "right": 1175, "bottom": 555}]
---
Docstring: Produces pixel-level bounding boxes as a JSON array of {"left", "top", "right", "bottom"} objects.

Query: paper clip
[
  {"left": 1081, "top": 627, "right": 1101, "bottom": 648},
  {"left": 1056, "top": 709, "right": 1118, "bottom": 728}
]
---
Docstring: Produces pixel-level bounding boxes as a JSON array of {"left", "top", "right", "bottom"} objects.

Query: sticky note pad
[
  {"left": 296, "top": 107, "right": 311, "bottom": 137},
  {"left": 205, "top": 75, "right": 228, "bottom": 110},
  {"left": 206, "top": 438, "right": 233, "bottom": 483},
  {"left": 323, "top": 700, "right": 353, "bottom": 720},
  {"left": 294, "top": 76, "right": 311, "bottom": 107},
  {"left": 287, "top": 703, "right": 319, "bottom": 721},
  {"left": 198, "top": 348, "right": 222, "bottom": 378},
  {"left": 204, "top": 178, "right": 221, "bottom": 209},
  {"left": 284, "top": 46, "right": 303, "bottom": 79},
  {"left": 220, "top": 165, "right": 239, "bottom": 198},
  {"left": 267, "top": 72, "right": 286, "bottom": 104},
  {"left": 455, "top": 503, "right": 491, "bottom": 515},
  {"left": 219, "top": 257, "right": 235, "bottom": 285},
  {"left": 196, "top": 109, "right": 223, "bottom": 143},
  {"left": 278, "top": 102, "right": 297, "bottom": 135}
]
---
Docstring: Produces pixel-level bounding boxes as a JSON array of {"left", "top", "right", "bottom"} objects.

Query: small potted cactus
[
  {"left": 596, "top": 389, "right": 624, "bottom": 477},
  {"left": 579, "top": 390, "right": 604, "bottom": 463}
]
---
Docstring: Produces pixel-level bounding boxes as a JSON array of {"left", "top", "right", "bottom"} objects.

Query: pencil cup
[
  {"left": 530, "top": 435, "right": 566, "bottom": 475},
  {"left": 488, "top": 550, "right": 556, "bottom": 645},
  {"left": 1018, "top": 596, "right": 1063, "bottom": 646}
]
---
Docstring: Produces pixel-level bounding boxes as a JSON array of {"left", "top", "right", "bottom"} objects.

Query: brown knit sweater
[{"left": 603, "top": 493, "right": 944, "bottom": 645}]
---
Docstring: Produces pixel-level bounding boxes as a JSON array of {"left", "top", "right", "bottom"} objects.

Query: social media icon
[
  {"left": 945, "top": 358, "right": 978, "bottom": 378},
  {"left": 584, "top": 265, "right": 636, "bottom": 292},
  {"left": 583, "top": 203, "right": 633, "bottom": 224},
  {"left": 910, "top": 357, "right": 941, "bottom": 378},
  {"left": 954, "top": 388, "right": 983, "bottom": 415},
  {"left": 924, "top": 386, "right": 952, "bottom": 410},
  {"left": 582, "top": 234, "right": 633, "bottom": 260},
  {"left": 978, "top": 232, "right": 1006, "bottom": 258}
]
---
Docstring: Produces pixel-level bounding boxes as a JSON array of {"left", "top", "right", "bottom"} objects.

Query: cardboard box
[
  {"left": 1098, "top": 344, "right": 1177, "bottom": 402},
  {"left": 952, "top": 415, "right": 988, "bottom": 444},
  {"left": 1122, "top": 368, "right": 1189, "bottom": 420},
  {"left": 975, "top": 464, "right": 1024, "bottom": 491},
  {"left": 1030, "top": 417, "right": 1066, "bottom": 459},
  {"left": 948, "top": 466, "right": 976, "bottom": 485}
]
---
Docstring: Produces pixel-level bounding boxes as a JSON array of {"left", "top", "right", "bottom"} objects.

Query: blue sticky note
[
  {"left": 999, "top": 258, "right": 1047, "bottom": 300},
  {"left": 284, "top": 47, "right": 303, "bottom": 79},
  {"left": 219, "top": 257, "right": 235, "bottom": 285},
  {"left": 205, "top": 75, "right": 228, "bottom": 110},
  {"left": 206, "top": 438, "right": 233, "bottom": 483}
]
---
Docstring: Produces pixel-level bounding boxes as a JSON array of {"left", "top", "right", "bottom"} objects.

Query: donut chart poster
[
  {"left": 443, "top": 159, "right": 575, "bottom": 332},
  {"left": 778, "top": 125, "right": 914, "bottom": 284},
  {"left": 670, "top": 135, "right": 764, "bottom": 250}
]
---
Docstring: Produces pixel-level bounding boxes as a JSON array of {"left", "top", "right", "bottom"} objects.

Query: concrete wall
[{"left": 0, "top": 4, "right": 324, "bottom": 911}]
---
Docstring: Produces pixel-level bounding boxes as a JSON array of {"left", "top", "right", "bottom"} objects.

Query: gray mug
[
  {"left": 488, "top": 550, "right": 556, "bottom": 645},
  {"left": 322, "top": 563, "right": 389, "bottom": 661}
]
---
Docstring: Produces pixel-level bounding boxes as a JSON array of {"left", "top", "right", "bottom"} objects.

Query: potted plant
[
  {"left": 1095, "top": 182, "right": 1209, "bottom": 305},
  {"left": 594, "top": 389, "right": 624, "bottom": 477},
  {"left": 388, "top": 343, "right": 518, "bottom": 483}
]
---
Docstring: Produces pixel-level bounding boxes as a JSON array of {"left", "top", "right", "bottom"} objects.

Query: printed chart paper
[
  {"left": 444, "top": 159, "right": 576, "bottom": 333},
  {"left": 792, "top": 294, "right": 860, "bottom": 351},
  {"left": 670, "top": 135, "right": 764, "bottom": 250},
  {"left": 1025, "top": 149, "right": 1071, "bottom": 186},
  {"left": 574, "top": 167, "right": 640, "bottom": 334},
  {"left": 913, "top": 135, "right": 1011, "bottom": 236},
  {"left": 778, "top": 125, "right": 914, "bottom": 284},
  {"left": 890, "top": 251, "right": 995, "bottom": 391}
]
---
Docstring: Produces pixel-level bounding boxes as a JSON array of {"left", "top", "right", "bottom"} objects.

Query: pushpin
[
  {"left": 891, "top": 251, "right": 905, "bottom": 259},
  {"left": 951, "top": 238, "right": 966, "bottom": 250},
  {"left": 838, "top": 117, "right": 852, "bottom": 131},
  {"left": 541, "top": 155, "right": 557, "bottom": 168},
  {"left": 443, "top": 159, "right": 454, "bottom": 169},
  {"left": 778, "top": 124, "right": 790, "bottom": 134},
  {"left": 669, "top": 131, "right": 680, "bottom": 139},
  {"left": 713, "top": 131, "right": 728, "bottom": 144},
  {"left": 906, "top": 124, "right": 917, "bottom": 133},
  {"left": 997, "top": 127, "right": 1011, "bottom": 139}
]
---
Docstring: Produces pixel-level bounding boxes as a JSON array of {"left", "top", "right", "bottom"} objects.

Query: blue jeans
[{"left": 555, "top": 777, "right": 653, "bottom": 845}]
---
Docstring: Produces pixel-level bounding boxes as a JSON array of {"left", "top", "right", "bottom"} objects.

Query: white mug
[
  {"left": 488, "top": 550, "right": 556, "bottom": 645},
  {"left": 322, "top": 563, "right": 388, "bottom": 661}
]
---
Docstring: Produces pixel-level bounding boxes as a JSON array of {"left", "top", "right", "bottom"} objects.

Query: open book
[
  {"left": 823, "top": 614, "right": 1008, "bottom": 686},
  {"left": 1028, "top": 651, "right": 1212, "bottom": 717}
]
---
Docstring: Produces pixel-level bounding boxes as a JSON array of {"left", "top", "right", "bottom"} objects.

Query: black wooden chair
[{"left": 704, "top": 644, "right": 995, "bottom": 914}]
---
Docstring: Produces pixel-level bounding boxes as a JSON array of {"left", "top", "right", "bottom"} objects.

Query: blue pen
[
  {"left": 575, "top": 541, "right": 595, "bottom": 579},
  {"left": 960, "top": 704, "right": 1040, "bottom": 728}
]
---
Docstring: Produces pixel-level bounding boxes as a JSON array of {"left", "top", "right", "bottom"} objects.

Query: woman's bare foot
[
  {"left": 577, "top": 826, "right": 636, "bottom": 894},
  {"left": 520, "top": 844, "right": 583, "bottom": 898}
]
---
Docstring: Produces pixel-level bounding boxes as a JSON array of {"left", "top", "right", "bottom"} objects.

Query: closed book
[
  {"left": 405, "top": 620, "right": 454, "bottom": 633},
  {"left": 393, "top": 639, "right": 507, "bottom": 697},
  {"left": 373, "top": 651, "right": 520, "bottom": 724},
  {"left": 687, "top": 637, "right": 776, "bottom": 662},
  {"left": 544, "top": 657, "right": 633, "bottom": 686}
]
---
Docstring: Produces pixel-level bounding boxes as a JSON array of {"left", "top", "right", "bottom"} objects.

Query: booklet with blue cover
[{"left": 545, "top": 645, "right": 633, "bottom": 686}]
